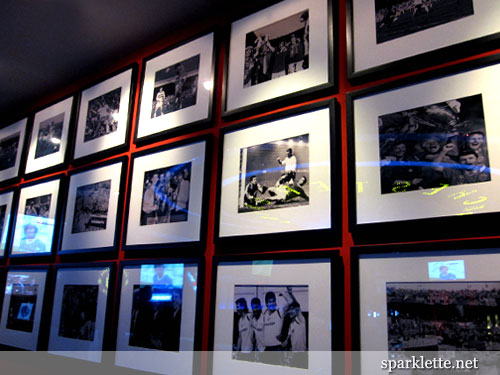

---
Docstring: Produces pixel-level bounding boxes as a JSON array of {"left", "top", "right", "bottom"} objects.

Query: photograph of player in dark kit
[
  {"left": 71, "top": 180, "right": 111, "bottom": 234},
  {"left": 58, "top": 285, "right": 99, "bottom": 341},
  {"left": 378, "top": 94, "right": 490, "bottom": 194},
  {"left": 151, "top": 55, "right": 200, "bottom": 118},
  {"left": 84, "top": 87, "right": 122, "bottom": 142},
  {"left": 386, "top": 281, "right": 500, "bottom": 351},
  {"left": 232, "top": 285, "right": 309, "bottom": 369},
  {"left": 244, "top": 10, "right": 309, "bottom": 87},
  {"left": 375, "top": 0, "right": 474, "bottom": 44},
  {"left": 35, "top": 113, "right": 64, "bottom": 159},
  {"left": 238, "top": 134, "right": 309, "bottom": 213}
]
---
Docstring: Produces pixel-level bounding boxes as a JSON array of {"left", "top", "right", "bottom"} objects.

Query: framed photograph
[
  {"left": 347, "top": 54, "right": 500, "bottom": 242},
  {"left": 59, "top": 157, "right": 126, "bottom": 254},
  {"left": 0, "top": 189, "right": 16, "bottom": 259},
  {"left": 24, "top": 95, "right": 75, "bottom": 176},
  {"left": 10, "top": 176, "right": 62, "bottom": 257},
  {"left": 223, "top": 0, "right": 334, "bottom": 118},
  {"left": 48, "top": 263, "right": 113, "bottom": 362},
  {"left": 114, "top": 259, "right": 203, "bottom": 374},
  {"left": 135, "top": 32, "right": 215, "bottom": 144},
  {"left": 0, "top": 118, "right": 27, "bottom": 185},
  {"left": 210, "top": 252, "right": 342, "bottom": 375},
  {"left": 0, "top": 266, "right": 49, "bottom": 350},
  {"left": 216, "top": 100, "right": 339, "bottom": 247},
  {"left": 347, "top": 0, "right": 500, "bottom": 82},
  {"left": 123, "top": 136, "right": 210, "bottom": 251},
  {"left": 352, "top": 242, "right": 500, "bottom": 374},
  {"left": 73, "top": 64, "right": 137, "bottom": 162}
]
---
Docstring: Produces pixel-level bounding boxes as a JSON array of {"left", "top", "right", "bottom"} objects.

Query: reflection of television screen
[
  {"left": 428, "top": 260, "right": 465, "bottom": 280},
  {"left": 139, "top": 264, "right": 184, "bottom": 287}
]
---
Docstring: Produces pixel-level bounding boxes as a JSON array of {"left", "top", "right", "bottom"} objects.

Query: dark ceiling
[{"left": 0, "top": 0, "right": 275, "bottom": 122}]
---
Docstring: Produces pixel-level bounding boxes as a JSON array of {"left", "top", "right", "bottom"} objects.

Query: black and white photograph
[
  {"left": 72, "top": 180, "right": 111, "bottom": 233},
  {"left": 35, "top": 113, "right": 63, "bottom": 159},
  {"left": 375, "top": 0, "right": 474, "bottom": 44},
  {"left": 58, "top": 284, "right": 98, "bottom": 341},
  {"left": 232, "top": 285, "right": 309, "bottom": 369},
  {"left": 379, "top": 94, "right": 489, "bottom": 194},
  {"left": 243, "top": 10, "right": 309, "bottom": 88},
  {"left": 0, "top": 204, "right": 7, "bottom": 245},
  {"left": 140, "top": 162, "right": 191, "bottom": 225},
  {"left": 0, "top": 132, "right": 20, "bottom": 172},
  {"left": 386, "top": 281, "right": 500, "bottom": 351},
  {"left": 151, "top": 55, "right": 199, "bottom": 118},
  {"left": 25, "top": 194, "right": 51, "bottom": 219},
  {"left": 238, "top": 134, "right": 309, "bottom": 213},
  {"left": 84, "top": 87, "right": 121, "bottom": 142},
  {"left": 129, "top": 284, "right": 183, "bottom": 351},
  {"left": 6, "top": 283, "right": 38, "bottom": 333},
  {"left": 18, "top": 194, "right": 52, "bottom": 254}
]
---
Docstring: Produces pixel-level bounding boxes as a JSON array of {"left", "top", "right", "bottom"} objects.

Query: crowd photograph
[
  {"left": 378, "top": 94, "right": 490, "bottom": 194},
  {"left": 375, "top": 0, "right": 474, "bottom": 44},
  {"left": 244, "top": 10, "right": 309, "bottom": 87},
  {"left": 238, "top": 134, "right": 309, "bottom": 213},
  {"left": 151, "top": 55, "right": 200, "bottom": 118},
  {"left": 71, "top": 180, "right": 111, "bottom": 234},
  {"left": 84, "top": 87, "right": 121, "bottom": 142},
  {"left": 232, "top": 285, "right": 309, "bottom": 369},
  {"left": 141, "top": 162, "right": 191, "bottom": 225},
  {"left": 386, "top": 282, "right": 500, "bottom": 351}
]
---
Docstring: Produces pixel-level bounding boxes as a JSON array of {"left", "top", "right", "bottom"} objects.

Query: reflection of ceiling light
[
  {"left": 112, "top": 112, "right": 120, "bottom": 121},
  {"left": 203, "top": 80, "right": 213, "bottom": 91},
  {"left": 287, "top": 140, "right": 294, "bottom": 147},
  {"left": 50, "top": 137, "right": 61, "bottom": 144}
]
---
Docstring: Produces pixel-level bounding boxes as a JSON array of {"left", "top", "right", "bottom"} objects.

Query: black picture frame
[
  {"left": 0, "top": 188, "right": 17, "bottom": 260},
  {"left": 351, "top": 240, "right": 500, "bottom": 374},
  {"left": 72, "top": 64, "right": 137, "bottom": 165},
  {"left": 134, "top": 31, "right": 216, "bottom": 146},
  {"left": 346, "top": 0, "right": 500, "bottom": 84},
  {"left": 208, "top": 251, "right": 344, "bottom": 375},
  {"left": 0, "top": 265, "right": 52, "bottom": 350},
  {"left": 47, "top": 262, "right": 116, "bottom": 362},
  {"left": 222, "top": 0, "right": 336, "bottom": 120},
  {"left": 215, "top": 99, "right": 341, "bottom": 250},
  {"left": 58, "top": 156, "right": 128, "bottom": 255},
  {"left": 24, "top": 93, "right": 77, "bottom": 179},
  {"left": 9, "top": 174, "right": 65, "bottom": 259},
  {"left": 112, "top": 258, "right": 204, "bottom": 374},
  {"left": 122, "top": 135, "right": 212, "bottom": 254},
  {"left": 347, "top": 53, "right": 500, "bottom": 244},
  {"left": 0, "top": 118, "right": 28, "bottom": 187}
]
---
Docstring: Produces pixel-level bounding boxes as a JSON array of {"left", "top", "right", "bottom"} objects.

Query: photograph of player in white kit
[
  {"left": 375, "top": 0, "right": 474, "bottom": 44},
  {"left": 238, "top": 134, "right": 309, "bottom": 213},
  {"left": 84, "top": 87, "right": 122, "bottom": 142},
  {"left": 150, "top": 55, "right": 200, "bottom": 119},
  {"left": 71, "top": 180, "right": 111, "bottom": 234},
  {"left": 244, "top": 10, "right": 309, "bottom": 88},
  {"left": 232, "top": 284, "right": 309, "bottom": 369},
  {"left": 35, "top": 112, "right": 64, "bottom": 159}
]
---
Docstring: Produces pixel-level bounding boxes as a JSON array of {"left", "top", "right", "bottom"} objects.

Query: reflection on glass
[
  {"left": 428, "top": 260, "right": 466, "bottom": 280},
  {"left": 5, "top": 273, "right": 39, "bottom": 333}
]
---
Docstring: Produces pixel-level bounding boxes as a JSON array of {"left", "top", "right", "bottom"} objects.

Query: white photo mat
[
  {"left": 0, "top": 269, "right": 48, "bottom": 350},
  {"left": 213, "top": 259, "right": 332, "bottom": 375},
  {"left": 74, "top": 68, "right": 133, "bottom": 159},
  {"left": 136, "top": 32, "right": 214, "bottom": 139},
  {"left": 25, "top": 96, "right": 73, "bottom": 174},
  {"left": 0, "top": 118, "right": 27, "bottom": 183},
  {"left": 226, "top": 0, "right": 330, "bottom": 112},
  {"left": 351, "top": 0, "right": 500, "bottom": 74},
  {"left": 358, "top": 250, "right": 500, "bottom": 374},
  {"left": 126, "top": 140, "right": 206, "bottom": 246},
  {"left": 115, "top": 262, "right": 199, "bottom": 374},
  {"left": 11, "top": 178, "right": 60, "bottom": 256},
  {"left": 60, "top": 160, "right": 123, "bottom": 252},
  {"left": 0, "top": 191, "right": 14, "bottom": 257},
  {"left": 354, "top": 62, "right": 500, "bottom": 224},
  {"left": 48, "top": 266, "right": 110, "bottom": 362},
  {"left": 219, "top": 107, "right": 331, "bottom": 238}
]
